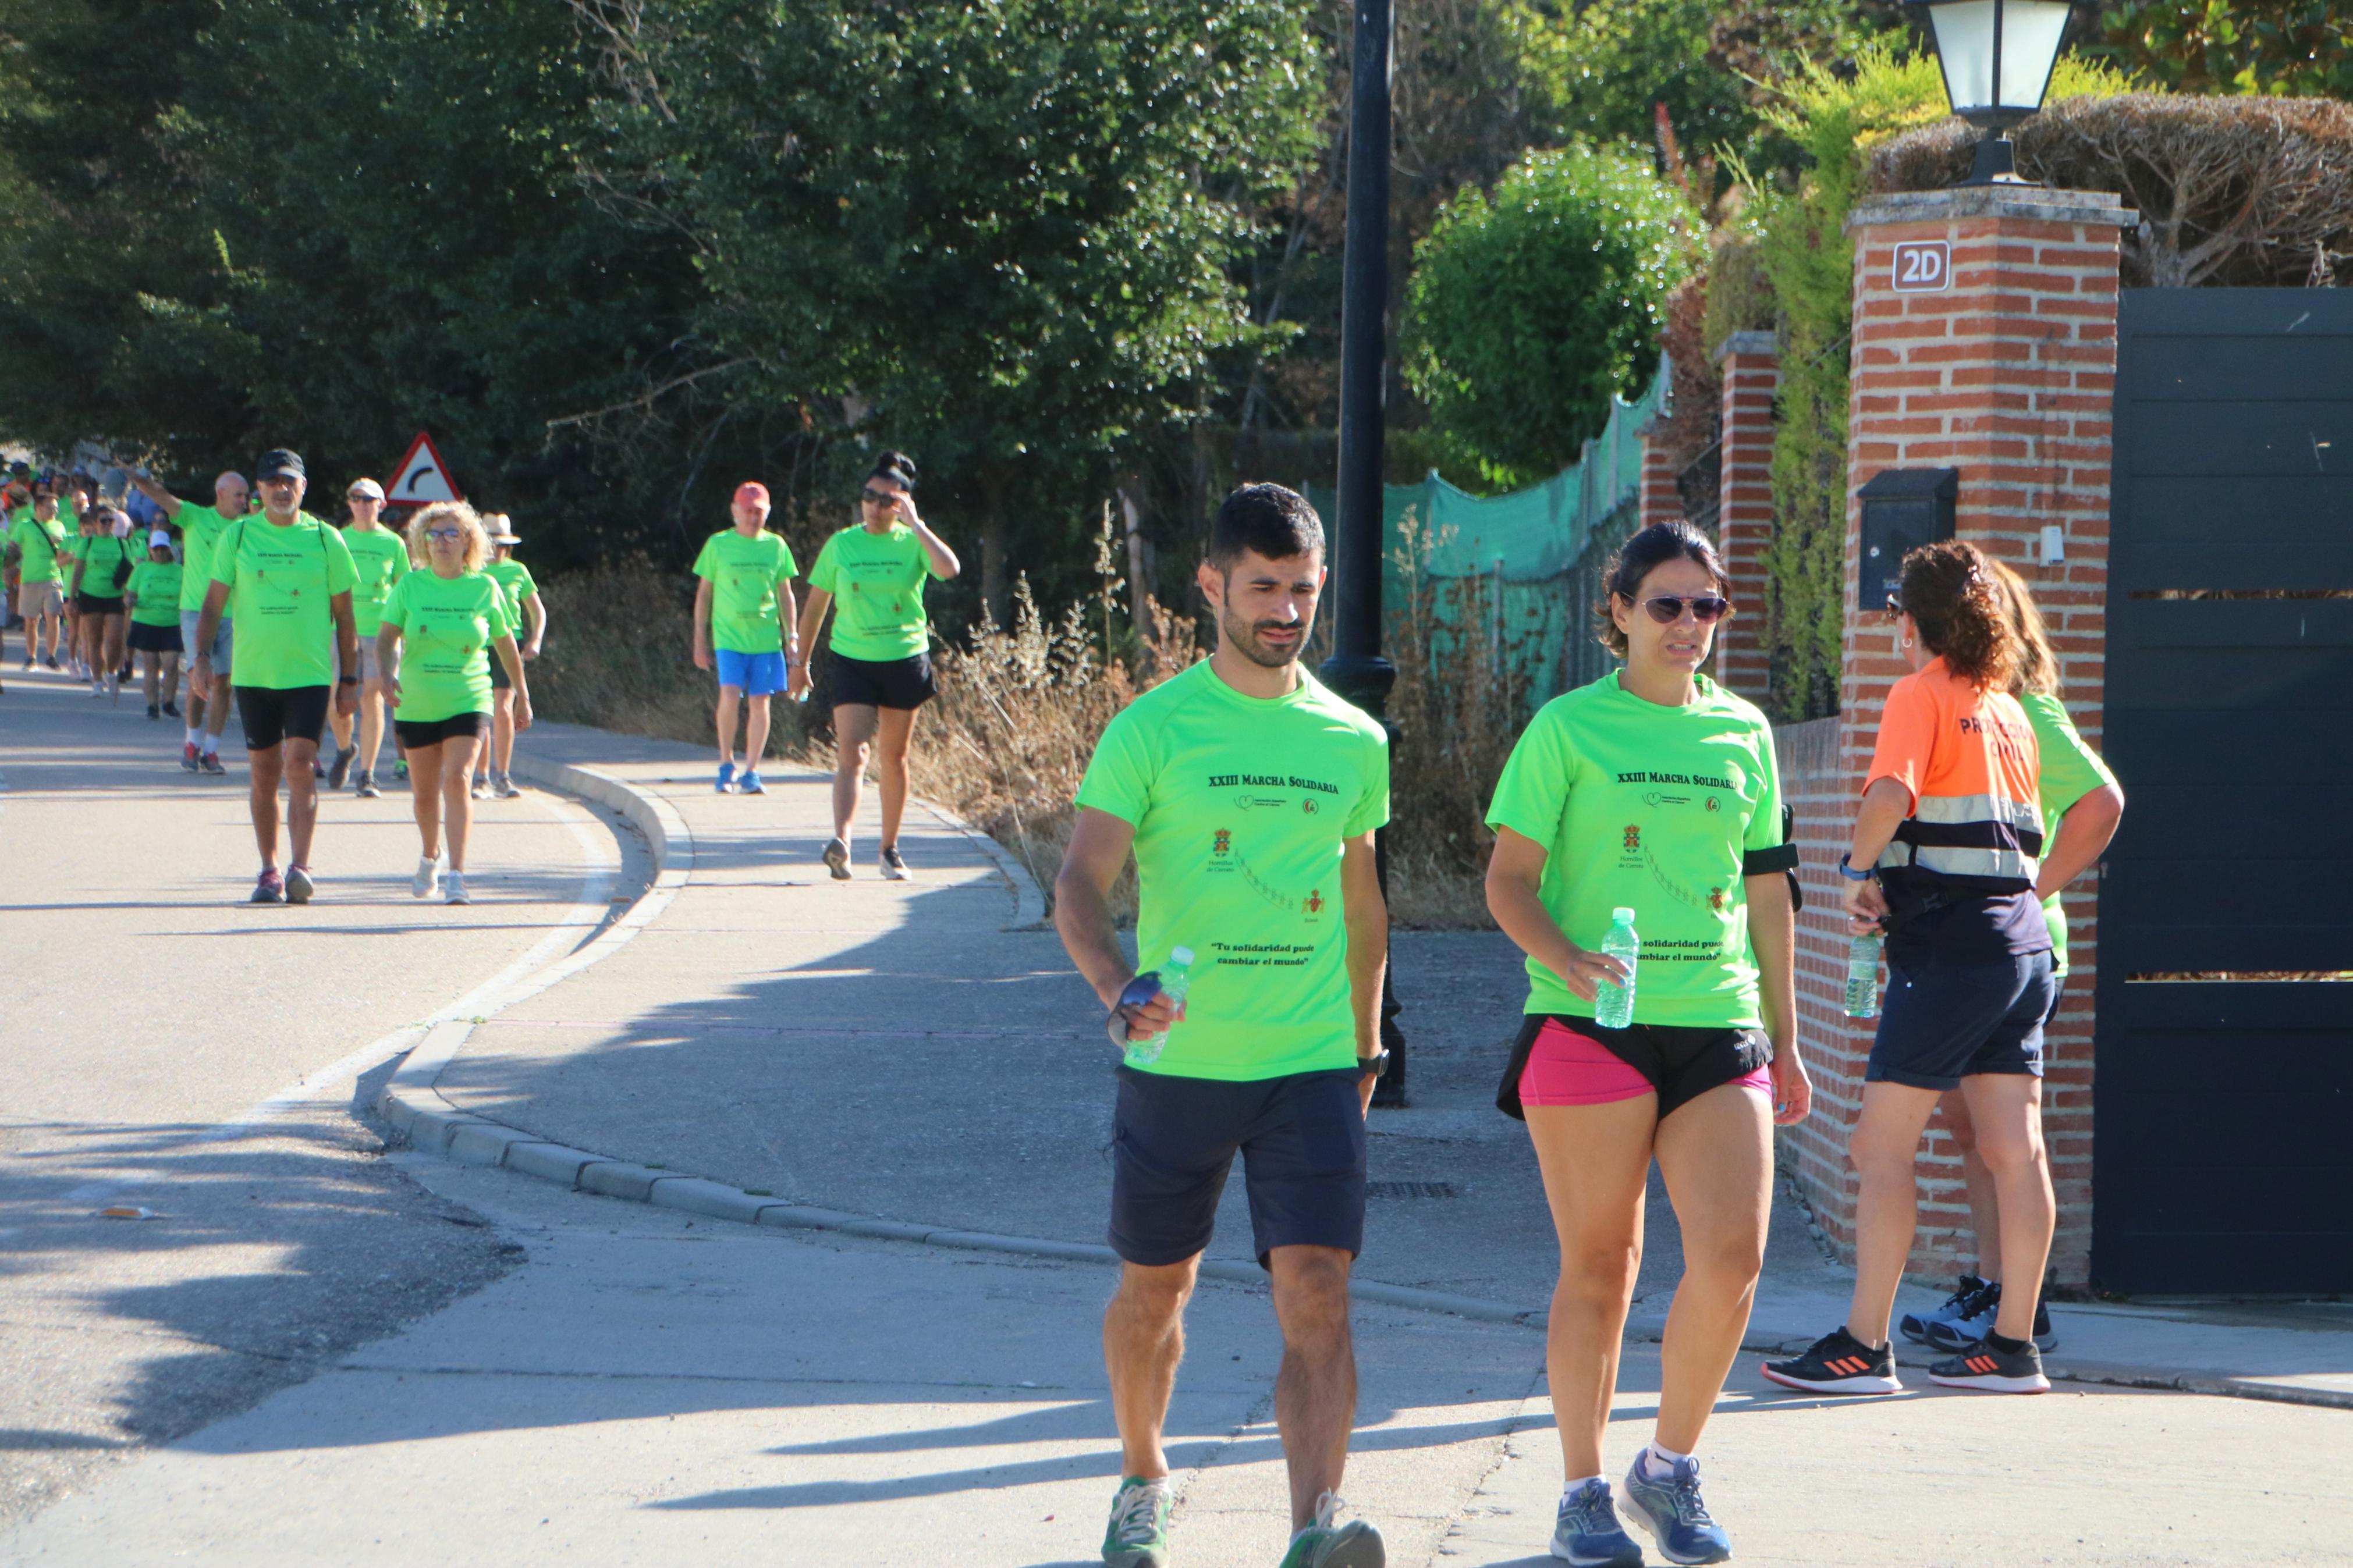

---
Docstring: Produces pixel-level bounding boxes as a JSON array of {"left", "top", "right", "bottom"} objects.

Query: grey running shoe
[
  {"left": 1101, "top": 1476, "right": 1173, "bottom": 1568},
  {"left": 469, "top": 776, "right": 486, "bottom": 799},
  {"left": 285, "top": 865, "right": 314, "bottom": 905},
  {"left": 199, "top": 752, "right": 226, "bottom": 776},
  {"left": 823, "top": 837, "right": 851, "bottom": 880},
  {"left": 1621, "top": 1452, "right": 1732, "bottom": 1565},
  {"left": 491, "top": 773, "right": 523, "bottom": 799},
  {"left": 1901, "top": 1273, "right": 1988, "bottom": 1345},
  {"left": 355, "top": 770, "right": 381, "bottom": 799},
  {"left": 1923, "top": 1283, "right": 2060, "bottom": 1354},
  {"left": 327, "top": 746, "right": 353, "bottom": 790},
  {"left": 879, "top": 844, "right": 910, "bottom": 880},
  {"left": 251, "top": 869, "right": 285, "bottom": 905},
  {"left": 444, "top": 872, "right": 470, "bottom": 906},
  {"left": 1549, "top": 1478, "right": 1641, "bottom": 1566},
  {"left": 1277, "top": 1492, "right": 1383, "bottom": 1568}
]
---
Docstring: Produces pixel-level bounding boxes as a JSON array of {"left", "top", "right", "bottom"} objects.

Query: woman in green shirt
[
  {"left": 1482, "top": 521, "right": 1809, "bottom": 1568},
  {"left": 68, "top": 507, "right": 136, "bottom": 700},
  {"left": 124, "top": 529, "right": 186, "bottom": 720},
  {"left": 377, "top": 502, "right": 530, "bottom": 906}
]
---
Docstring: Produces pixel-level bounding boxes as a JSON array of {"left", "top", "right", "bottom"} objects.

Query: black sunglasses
[
  {"left": 1637, "top": 593, "right": 1730, "bottom": 625},
  {"left": 860, "top": 487, "right": 896, "bottom": 506}
]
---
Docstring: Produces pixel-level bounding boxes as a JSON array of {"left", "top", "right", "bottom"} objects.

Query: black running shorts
[
  {"left": 393, "top": 711, "right": 492, "bottom": 749},
  {"left": 1109, "top": 1065, "right": 1366, "bottom": 1269},
  {"left": 236, "top": 684, "right": 332, "bottom": 752},
  {"left": 73, "top": 591, "right": 125, "bottom": 617},
  {"left": 828, "top": 649, "right": 936, "bottom": 711},
  {"left": 126, "top": 621, "right": 184, "bottom": 654}
]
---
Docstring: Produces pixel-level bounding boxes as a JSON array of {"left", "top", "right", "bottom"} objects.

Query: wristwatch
[
  {"left": 1837, "top": 852, "right": 1875, "bottom": 882},
  {"left": 1357, "top": 1050, "right": 1391, "bottom": 1078},
  {"left": 337, "top": 675, "right": 360, "bottom": 687}
]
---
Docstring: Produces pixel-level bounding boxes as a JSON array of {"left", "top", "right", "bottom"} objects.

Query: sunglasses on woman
[
  {"left": 860, "top": 488, "right": 897, "bottom": 506},
  {"left": 1637, "top": 593, "right": 1730, "bottom": 624},
  {"left": 424, "top": 528, "right": 463, "bottom": 542}
]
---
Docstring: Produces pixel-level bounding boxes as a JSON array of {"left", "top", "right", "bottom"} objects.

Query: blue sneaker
[
  {"left": 1900, "top": 1272, "right": 1988, "bottom": 1344},
  {"left": 1621, "top": 1450, "right": 1731, "bottom": 1566},
  {"left": 715, "top": 760, "right": 736, "bottom": 794},
  {"left": 1549, "top": 1478, "right": 1641, "bottom": 1566},
  {"left": 1925, "top": 1282, "right": 2059, "bottom": 1354},
  {"left": 737, "top": 770, "right": 764, "bottom": 795}
]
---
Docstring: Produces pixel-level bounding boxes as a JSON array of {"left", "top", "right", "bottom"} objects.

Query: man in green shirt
[
  {"left": 191, "top": 449, "right": 359, "bottom": 906},
  {"left": 1057, "top": 483, "right": 1391, "bottom": 1568},
  {"left": 331, "top": 477, "right": 409, "bottom": 795},
  {"left": 126, "top": 463, "right": 252, "bottom": 774},
  {"left": 790, "top": 451, "right": 960, "bottom": 877},
  {"left": 5, "top": 487, "right": 69, "bottom": 673},
  {"left": 692, "top": 482, "right": 799, "bottom": 796}
]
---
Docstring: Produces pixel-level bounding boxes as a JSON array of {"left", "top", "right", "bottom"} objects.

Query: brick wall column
[
  {"left": 1638, "top": 434, "right": 1683, "bottom": 530},
  {"left": 1712, "top": 330, "right": 1778, "bottom": 703},
  {"left": 1778, "top": 187, "right": 2135, "bottom": 1290}
]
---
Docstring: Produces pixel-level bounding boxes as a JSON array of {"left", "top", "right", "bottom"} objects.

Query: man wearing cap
[
  {"left": 126, "top": 461, "right": 253, "bottom": 774},
  {"left": 333, "top": 477, "right": 409, "bottom": 796},
  {"left": 691, "top": 482, "right": 798, "bottom": 795},
  {"left": 190, "top": 449, "right": 359, "bottom": 905},
  {"left": 477, "top": 513, "right": 546, "bottom": 800}
]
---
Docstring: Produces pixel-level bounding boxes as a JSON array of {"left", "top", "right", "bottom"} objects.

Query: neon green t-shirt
[
  {"left": 207, "top": 513, "right": 359, "bottom": 689},
  {"left": 380, "top": 568, "right": 514, "bottom": 723},
  {"left": 1485, "top": 671, "right": 1789, "bottom": 1027},
  {"left": 176, "top": 504, "right": 244, "bottom": 611},
  {"left": 74, "top": 533, "right": 136, "bottom": 598},
  {"left": 2019, "top": 691, "right": 2117, "bottom": 979},
  {"left": 1073, "top": 662, "right": 1390, "bottom": 1081},
  {"left": 692, "top": 528, "right": 800, "bottom": 655},
  {"left": 482, "top": 556, "right": 538, "bottom": 638},
  {"left": 343, "top": 525, "right": 412, "bottom": 638},
  {"left": 9, "top": 514, "right": 66, "bottom": 582},
  {"left": 808, "top": 523, "right": 932, "bottom": 661},
  {"left": 127, "top": 559, "right": 183, "bottom": 625}
]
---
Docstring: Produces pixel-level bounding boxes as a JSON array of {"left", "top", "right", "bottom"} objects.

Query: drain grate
[{"left": 1366, "top": 1181, "right": 1457, "bottom": 1200}]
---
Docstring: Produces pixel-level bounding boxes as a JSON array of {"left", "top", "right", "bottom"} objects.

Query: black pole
[{"left": 1319, "top": 0, "right": 1407, "bottom": 1107}]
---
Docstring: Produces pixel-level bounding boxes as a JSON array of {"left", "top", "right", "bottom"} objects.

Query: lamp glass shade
[{"left": 1923, "top": 0, "right": 2071, "bottom": 118}]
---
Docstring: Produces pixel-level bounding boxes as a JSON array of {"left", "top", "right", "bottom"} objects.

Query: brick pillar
[
  {"left": 1638, "top": 434, "right": 1683, "bottom": 530},
  {"left": 1778, "top": 187, "right": 2135, "bottom": 1290},
  {"left": 1712, "top": 330, "right": 1778, "bottom": 704}
]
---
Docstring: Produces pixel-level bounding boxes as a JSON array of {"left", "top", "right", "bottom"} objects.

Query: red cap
[{"left": 733, "top": 482, "right": 770, "bottom": 508}]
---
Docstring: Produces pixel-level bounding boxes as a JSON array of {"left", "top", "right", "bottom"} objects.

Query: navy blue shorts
[
  {"left": 1109, "top": 1066, "right": 1366, "bottom": 1269},
  {"left": 1867, "top": 951, "right": 2056, "bottom": 1091}
]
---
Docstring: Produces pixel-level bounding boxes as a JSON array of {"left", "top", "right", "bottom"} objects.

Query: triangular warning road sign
[{"left": 386, "top": 430, "right": 463, "bottom": 506}]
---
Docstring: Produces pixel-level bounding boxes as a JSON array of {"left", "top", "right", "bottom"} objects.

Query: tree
[
  {"left": 1400, "top": 142, "right": 1694, "bottom": 491},
  {"left": 2091, "top": 1, "right": 2353, "bottom": 99}
]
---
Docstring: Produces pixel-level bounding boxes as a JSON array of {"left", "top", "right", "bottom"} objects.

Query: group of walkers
[{"left": 1057, "top": 486, "right": 2121, "bottom": 1568}]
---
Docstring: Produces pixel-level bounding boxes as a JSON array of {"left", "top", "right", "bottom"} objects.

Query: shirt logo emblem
[
  {"left": 1709, "top": 887, "right": 1727, "bottom": 912},
  {"left": 1301, "top": 798, "right": 1319, "bottom": 816},
  {"left": 1213, "top": 828, "right": 1231, "bottom": 856},
  {"left": 1305, "top": 889, "right": 1325, "bottom": 915},
  {"left": 1705, "top": 797, "right": 1721, "bottom": 813},
  {"left": 1623, "top": 824, "right": 1641, "bottom": 852}
]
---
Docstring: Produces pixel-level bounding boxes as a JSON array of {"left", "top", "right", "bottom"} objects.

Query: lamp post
[
  {"left": 1913, "top": 0, "right": 2072, "bottom": 185},
  {"left": 1321, "top": 0, "right": 1408, "bottom": 1106}
]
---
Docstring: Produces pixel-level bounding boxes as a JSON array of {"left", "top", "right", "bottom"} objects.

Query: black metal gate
[{"left": 2093, "top": 289, "right": 2353, "bottom": 1295}]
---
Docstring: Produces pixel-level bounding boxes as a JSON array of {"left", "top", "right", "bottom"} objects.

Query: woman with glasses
[
  {"left": 66, "top": 505, "right": 136, "bottom": 700},
  {"left": 789, "top": 450, "right": 960, "bottom": 881},
  {"left": 375, "top": 502, "right": 528, "bottom": 906},
  {"left": 1484, "top": 520, "right": 1808, "bottom": 1567}
]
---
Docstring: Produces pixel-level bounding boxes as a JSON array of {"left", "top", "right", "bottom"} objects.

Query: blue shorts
[
  {"left": 1866, "top": 951, "right": 2056, "bottom": 1091},
  {"left": 1109, "top": 1066, "right": 1366, "bottom": 1269},
  {"left": 715, "top": 647, "right": 786, "bottom": 696}
]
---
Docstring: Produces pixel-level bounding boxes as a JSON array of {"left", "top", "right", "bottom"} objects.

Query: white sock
[
  {"left": 185, "top": 726, "right": 200, "bottom": 745},
  {"left": 1563, "top": 1475, "right": 1605, "bottom": 1499},
  {"left": 200, "top": 733, "right": 218, "bottom": 756},
  {"left": 1639, "top": 1442, "right": 1688, "bottom": 1481}
]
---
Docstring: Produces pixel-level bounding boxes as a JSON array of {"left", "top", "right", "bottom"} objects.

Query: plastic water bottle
[
  {"left": 1126, "top": 946, "right": 1194, "bottom": 1067},
  {"left": 1844, "top": 931, "right": 1884, "bottom": 1018},
  {"left": 1593, "top": 909, "right": 1639, "bottom": 1029}
]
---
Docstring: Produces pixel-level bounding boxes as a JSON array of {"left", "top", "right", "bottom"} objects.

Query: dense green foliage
[
  {"left": 2093, "top": 1, "right": 2353, "bottom": 98},
  {"left": 1401, "top": 144, "right": 1694, "bottom": 490}
]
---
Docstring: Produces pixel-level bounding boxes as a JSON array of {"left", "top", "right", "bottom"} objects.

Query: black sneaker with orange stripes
[
  {"left": 1761, "top": 1327, "right": 1903, "bottom": 1395},
  {"left": 1928, "top": 1332, "right": 2050, "bottom": 1393}
]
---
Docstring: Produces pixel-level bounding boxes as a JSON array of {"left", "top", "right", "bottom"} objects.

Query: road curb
[{"left": 381, "top": 747, "right": 2353, "bottom": 1416}]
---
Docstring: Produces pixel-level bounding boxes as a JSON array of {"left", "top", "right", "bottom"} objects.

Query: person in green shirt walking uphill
[
  {"left": 6, "top": 485, "right": 70, "bottom": 674},
  {"left": 124, "top": 529, "right": 186, "bottom": 721},
  {"left": 334, "top": 477, "right": 409, "bottom": 798},
  {"left": 1483, "top": 520, "right": 1808, "bottom": 1568},
  {"left": 1766, "top": 540, "right": 2058, "bottom": 1401},
  {"left": 477, "top": 513, "right": 546, "bottom": 800},
  {"left": 1057, "top": 483, "right": 1392, "bottom": 1568},
  {"left": 68, "top": 505, "right": 137, "bottom": 701},
  {"left": 789, "top": 451, "right": 959, "bottom": 877},
  {"left": 190, "top": 450, "right": 360, "bottom": 906},
  {"left": 377, "top": 503, "right": 528, "bottom": 906},
  {"left": 692, "top": 482, "right": 798, "bottom": 796},
  {"left": 127, "top": 463, "right": 251, "bottom": 774},
  {"left": 1897, "top": 559, "right": 2123, "bottom": 1359}
]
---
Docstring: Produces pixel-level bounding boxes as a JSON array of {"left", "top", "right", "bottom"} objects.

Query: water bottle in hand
[
  {"left": 1126, "top": 946, "right": 1194, "bottom": 1067},
  {"left": 1843, "top": 930, "right": 1884, "bottom": 1018},
  {"left": 1593, "top": 909, "right": 1639, "bottom": 1029}
]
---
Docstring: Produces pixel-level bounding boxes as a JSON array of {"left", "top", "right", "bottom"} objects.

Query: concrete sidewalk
[{"left": 409, "top": 723, "right": 2353, "bottom": 1410}]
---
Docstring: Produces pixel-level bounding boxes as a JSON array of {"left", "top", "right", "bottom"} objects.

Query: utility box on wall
[{"left": 1857, "top": 467, "right": 1958, "bottom": 611}]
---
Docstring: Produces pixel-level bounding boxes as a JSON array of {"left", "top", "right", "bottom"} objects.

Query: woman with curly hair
[{"left": 1766, "top": 539, "right": 2057, "bottom": 1398}]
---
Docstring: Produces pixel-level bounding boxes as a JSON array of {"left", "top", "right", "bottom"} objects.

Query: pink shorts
[{"left": 1517, "top": 1018, "right": 1771, "bottom": 1108}]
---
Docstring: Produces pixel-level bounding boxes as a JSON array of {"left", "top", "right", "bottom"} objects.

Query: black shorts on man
[
  {"left": 828, "top": 648, "right": 935, "bottom": 711},
  {"left": 1110, "top": 1066, "right": 1366, "bottom": 1269},
  {"left": 1867, "top": 950, "right": 2055, "bottom": 1090},
  {"left": 236, "top": 684, "right": 331, "bottom": 751}
]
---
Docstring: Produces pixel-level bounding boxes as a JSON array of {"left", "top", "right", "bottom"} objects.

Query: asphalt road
[{"left": 0, "top": 668, "right": 644, "bottom": 1526}]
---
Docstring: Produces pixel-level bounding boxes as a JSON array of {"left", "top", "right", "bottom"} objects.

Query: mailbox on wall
[{"left": 1858, "top": 467, "right": 1958, "bottom": 612}]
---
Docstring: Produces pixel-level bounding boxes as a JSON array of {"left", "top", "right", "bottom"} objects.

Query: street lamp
[{"left": 1914, "top": 0, "right": 2072, "bottom": 186}]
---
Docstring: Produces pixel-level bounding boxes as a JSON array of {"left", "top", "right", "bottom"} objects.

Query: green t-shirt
[
  {"left": 808, "top": 523, "right": 933, "bottom": 661},
  {"left": 8, "top": 514, "right": 66, "bottom": 582},
  {"left": 343, "top": 525, "right": 412, "bottom": 637},
  {"left": 127, "top": 559, "right": 183, "bottom": 625},
  {"left": 176, "top": 504, "right": 244, "bottom": 611},
  {"left": 207, "top": 513, "right": 360, "bottom": 689},
  {"left": 1485, "top": 671, "right": 1788, "bottom": 1027},
  {"left": 692, "top": 528, "right": 800, "bottom": 654},
  {"left": 74, "top": 533, "right": 136, "bottom": 598},
  {"left": 1073, "top": 662, "right": 1390, "bottom": 1081},
  {"left": 2019, "top": 691, "right": 2117, "bottom": 978},
  {"left": 482, "top": 556, "right": 539, "bottom": 638},
  {"left": 379, "top": 568, "right": 514, "bottom": 723}
]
